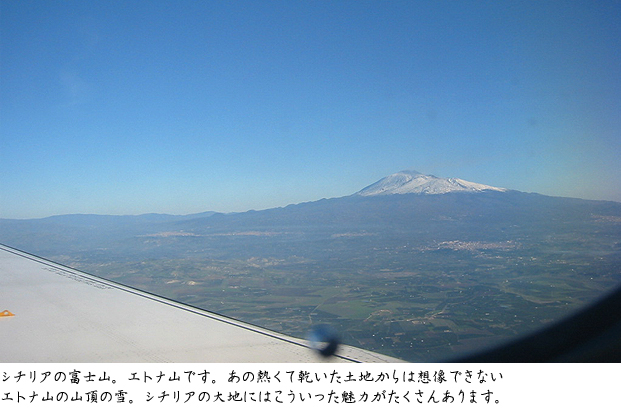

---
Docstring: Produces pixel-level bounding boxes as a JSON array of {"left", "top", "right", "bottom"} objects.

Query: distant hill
[
  {"left": 356, "top": 170, "right": 507, "bottom": 196},
  {"left": 1, "top": 174, "right": 619, "bottom": 261},
  {"left": 1, "top": 171, "right": 620, "bottom": 361}
]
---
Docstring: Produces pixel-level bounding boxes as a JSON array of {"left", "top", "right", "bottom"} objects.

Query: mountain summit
[{"left": 355, "top": 170, "right": 507, "bottom": 196}]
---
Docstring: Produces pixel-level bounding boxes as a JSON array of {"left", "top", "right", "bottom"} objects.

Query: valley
[{"left": 2, "top": 182, "right": 620, "bottom": 362}]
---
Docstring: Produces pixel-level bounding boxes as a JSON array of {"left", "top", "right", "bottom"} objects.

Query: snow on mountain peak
[{"left": 355, "top": 170, "right": 507, "bottom": 196}]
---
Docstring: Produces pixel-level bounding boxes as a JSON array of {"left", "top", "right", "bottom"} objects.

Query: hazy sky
[{"left": 2, "top": 1, "right": 620, "bottom": 218}]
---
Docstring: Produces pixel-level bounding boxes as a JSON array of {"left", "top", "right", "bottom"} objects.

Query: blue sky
[{"left": 2, "top": 1, "right": 620, "bottom": 218}]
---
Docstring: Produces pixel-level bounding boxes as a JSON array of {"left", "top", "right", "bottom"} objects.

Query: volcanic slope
[{"left": 1, "top": 171, "right": 620, "bottom": 361}]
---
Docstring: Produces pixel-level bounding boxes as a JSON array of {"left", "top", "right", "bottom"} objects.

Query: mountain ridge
[
  {"left": 2, "top": 170, "right": 619, "bottom": 223},
  {"left": 1, "top": 171, "right": 619, "bottom": 362},
  {"left": 355, "top": 170, "right": 508, "bottom": 196}
]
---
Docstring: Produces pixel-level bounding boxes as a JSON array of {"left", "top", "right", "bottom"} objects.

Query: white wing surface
[{"left": 0, "top": 244, "right": 399, "bottom": 363}]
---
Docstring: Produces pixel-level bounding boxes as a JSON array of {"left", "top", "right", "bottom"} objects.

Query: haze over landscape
[{"left": 2, "top": 170, "right": 620, "bottom": 361}]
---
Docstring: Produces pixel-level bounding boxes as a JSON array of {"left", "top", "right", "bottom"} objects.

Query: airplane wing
[{"left": 0, "top": 244, "right": 400, "bottom": 363}]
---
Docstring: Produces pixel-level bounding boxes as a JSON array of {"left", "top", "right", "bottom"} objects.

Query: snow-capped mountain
[{"left": 355, "top": 170, "right": 507, "bottom": 196}]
